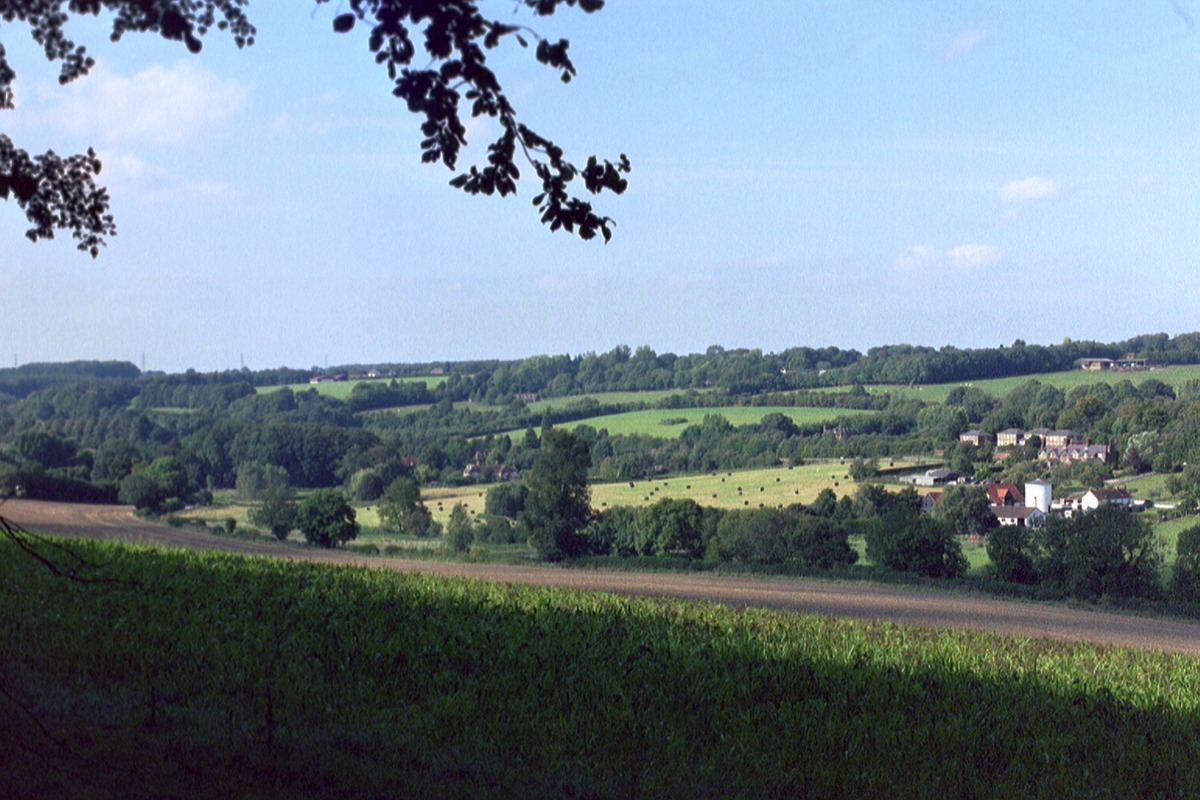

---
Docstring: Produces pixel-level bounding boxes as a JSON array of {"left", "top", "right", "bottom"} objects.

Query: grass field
[
  {"left": 5, "top": 537, "right": 1200, "bottom": 799},
  {"left": 821, "top": 364, "right": 1200, "bottom": 402},
  {"left": 256, "top": 374, "right": 448, "bottom": 398},
  {"left": 516, "top": 405, "right": 874, "bottom": 439},
  {"left": 523, "top": 388, "right": 713, "bottom": 413}
]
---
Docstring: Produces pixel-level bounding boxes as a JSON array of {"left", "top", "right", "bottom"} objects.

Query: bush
[
  {"left": 865, "top": 509, "right": 967, "bottom": 579},
  {"left": 986, "top": 525, "right": 1038, "bottom": 585}
]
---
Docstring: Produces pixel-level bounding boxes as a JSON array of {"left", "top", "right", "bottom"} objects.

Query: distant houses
[
  {"left": 960, "top": 426, "right": 1113, "bottom": 465},
  {"left": 920, "top": 477, "right": 1140, "bottom": 529}
]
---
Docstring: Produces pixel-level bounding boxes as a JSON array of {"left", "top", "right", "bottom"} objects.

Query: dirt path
[{"left": 7, "top": 499, "right": 1200, "bottom": 656}]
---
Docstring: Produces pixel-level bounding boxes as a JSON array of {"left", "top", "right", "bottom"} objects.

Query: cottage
[{"left": 1080, "top": 487, "right": 1133, "bottom": 512}]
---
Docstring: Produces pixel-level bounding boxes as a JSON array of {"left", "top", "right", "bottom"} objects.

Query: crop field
[
  {"left": 256, "top": 374, "right": 448, "bottom": 398},
  {"left": 820, "top": 364, "right": 1200, "bottom": 402},
  {"left": 531, "top": 405, "right": 873, "bottom": 439},
  {"left": 4, "top": 536, "right": 1199, "bottom": 799}
]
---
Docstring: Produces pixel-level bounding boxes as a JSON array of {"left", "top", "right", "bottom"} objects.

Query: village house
[
  {"left": 984, "top": 482, "right": 1025, "bottom": 507},
  {"left": 958, "top": 430, "right": 992, "bottom": 446},
  {"left": 1080, "top": 486, "right": 1134, "bottom": 512},
  {"left": 462, "top": 463, "right": 520, "bottom": 481},
  {"left": 995, "top": 428, "right": 1025, "bottom": 448},
  {"left": 1039, "top": 443, "right": 1112, "bottom": 466},
  {"left": 1041, "top": 430, "right": 1079, "bottom": 447}
]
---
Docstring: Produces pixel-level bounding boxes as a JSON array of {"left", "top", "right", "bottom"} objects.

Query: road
[{"left": 6, "top": 499, "right": 1200, "bottom": 656}]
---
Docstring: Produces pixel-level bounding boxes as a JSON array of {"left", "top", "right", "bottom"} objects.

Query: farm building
[{"left": 899, "top": 468, "right": 958, "bottom": 486}]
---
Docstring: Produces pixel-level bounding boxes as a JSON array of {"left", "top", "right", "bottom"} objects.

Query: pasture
[
  {"left": 256, "top": 374, "right": 447, "bottom": 398},
  {"left": 820, "top": 363, "right": 1200, "bottom": 402},
  {"left": 522, "top": 388, "right": 713, "bottom": 413},
  {"left": 4, "top": 537, "right": 1199, "bottom": 799}
]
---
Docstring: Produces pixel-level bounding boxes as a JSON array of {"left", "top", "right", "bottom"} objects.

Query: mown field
[
  {"left": 4, "top": 537, "right": 1199, "bottom": 800},
  {"left": 589, "top": 460, "right": 931, "bottom": 509},
  {"left": 822, "top": 364, "right": 1200, "bottom": 402}
]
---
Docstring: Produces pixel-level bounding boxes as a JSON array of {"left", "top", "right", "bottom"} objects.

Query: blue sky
[{"left": 3, "top": 2, "right": 1199, "bottom": 372}]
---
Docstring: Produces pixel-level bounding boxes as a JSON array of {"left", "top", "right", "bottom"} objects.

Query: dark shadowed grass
[{"left": 2, "top": 537, "right": 1199, "bottom": 799}]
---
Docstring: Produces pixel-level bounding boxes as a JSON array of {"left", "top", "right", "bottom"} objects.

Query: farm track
[{"left": 7, "top": 499, "right": 1200, "bottom": 656}]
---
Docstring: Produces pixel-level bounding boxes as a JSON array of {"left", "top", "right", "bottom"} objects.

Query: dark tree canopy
[{"left": 1, "top": 0, "right": 627, "bottom": 255}]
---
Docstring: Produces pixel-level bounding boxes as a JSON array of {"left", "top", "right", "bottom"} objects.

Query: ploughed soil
[{"left": 7, "top": 499, "right": 1200, "bottom": 656}]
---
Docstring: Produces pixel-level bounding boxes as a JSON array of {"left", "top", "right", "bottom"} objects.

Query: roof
[
  {"left": 1087, "top": 487, "right": 1132, "bottom": 500},
  {"left": 985, "top": 482, "right": 1025, "bottom": 505}
]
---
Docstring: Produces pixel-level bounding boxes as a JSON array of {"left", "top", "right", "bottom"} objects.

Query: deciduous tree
[
  {"left": 445, "top": 503, "right": 472, "bottom": 553},
  {"left": 295, "top": 488, "right": 358, "bottom": 548},
  {"left": 249, "top": 485, "right": 297, "bottom": 541},
  {"left": 521, "top": 428, "right": 590, "bottom": 561}
]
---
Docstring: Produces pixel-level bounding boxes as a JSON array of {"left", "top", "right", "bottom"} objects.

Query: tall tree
[
  {"left": 2, "top": 0, "right": 626, "bottom": 254},
  {"left": 521, "top": 428, "right": 591, "bottom": 561}
]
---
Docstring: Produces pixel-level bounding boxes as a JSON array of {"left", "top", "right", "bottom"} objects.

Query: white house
[{"left": 1080, "top": 487, "right": 1133, "bottom": 512}]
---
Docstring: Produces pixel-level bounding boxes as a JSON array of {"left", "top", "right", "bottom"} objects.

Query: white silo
[{"left": 1025, "top": 479, "right": 1051, "bottom": 513}]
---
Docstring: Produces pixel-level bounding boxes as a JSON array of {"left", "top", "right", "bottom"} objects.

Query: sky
[{"left": 3, "top": 1, "right": 1199, "bottom": 372}]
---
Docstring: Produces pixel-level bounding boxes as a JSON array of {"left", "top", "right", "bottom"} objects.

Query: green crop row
[{"left": 3, "top": 537, "right": 1199, "bottom": 799}]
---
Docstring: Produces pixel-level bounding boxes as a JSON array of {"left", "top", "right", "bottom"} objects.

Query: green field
[
  {"left": 256, "top": 374, "right": 448, "bottom": 398},
  {"left": 524, "top": 405, "right": 872, "bottom": 439},
  {"left": 822, "top": 364, "right": 1200, "bottom": 402},
  {"left": 5, "top": 537, "right": 1199, "bottom": 799},
  {"left": 522, "top": 389, "right": 713, "bottom": 413}
]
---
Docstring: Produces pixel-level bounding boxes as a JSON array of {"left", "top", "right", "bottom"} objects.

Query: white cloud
[
  {"left": 103, "top": 153, "right": 239, "bottom": 202},
  {"left": 893, "top": 244, "right": 940, "bottom": 271},
  {"left": 894, "top": 243, "right": 1001, "bottom": 272},
  {"left": 42, "top": 61, "right": 249, "bottom": 146},
  {"left": 1000, "top": 176, "right": 1059, "bottom": 203},
  {"left": 946, "top": 243, "right": 1001, "bottom": 270},
  {"left": 943, "top": 28, "right": 993, "bottom": 61}
]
